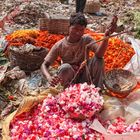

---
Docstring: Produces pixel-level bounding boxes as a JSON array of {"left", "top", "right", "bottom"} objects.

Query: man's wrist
[{"left": 105, "top": 31, "right": 110, "bottom": 37}]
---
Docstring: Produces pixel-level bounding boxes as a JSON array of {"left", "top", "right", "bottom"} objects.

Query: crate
[
  {"left": 84, "top": 0, "right": 100, "bottom": 13},
  {"left": 39, "top": 18, "right": 49, "bottom": 31},
  {"left": 39, "top": 14, "right": 69, "bottom": 35}
]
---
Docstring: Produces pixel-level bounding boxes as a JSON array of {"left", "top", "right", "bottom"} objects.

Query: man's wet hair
[{"left": 70, "top": 13, "right": 87, "bottom": 27}]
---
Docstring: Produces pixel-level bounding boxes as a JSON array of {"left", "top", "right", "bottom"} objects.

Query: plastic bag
[
  {"left": 0, "top": 65, "right": 8, "bottom": 83},
  {"left": 90, "top": 119, "right": 140, "bottom": 140},
  {"left": 0, "top": 37, "right": 8, "bottom": 52},
  {"left": 124, "top": 89, "right": 140, "bottom": 124},
  {"left": 100, "top": 90, "right": 140, "bottom": 124},
  {"left": 99, "top": 95, "right": 125, "bottom": 121},
  {"left": 124, "top": 37, "right": 140, "bottom": 82}
]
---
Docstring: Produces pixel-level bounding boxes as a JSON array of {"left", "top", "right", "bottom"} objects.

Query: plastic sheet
[
  {"left": 124, "top": 37, "right": 140, "bottom": 82},
  {"left": 90, "top": 119, "right": 140, "bottom": 140},
  {"left": 99, "top": 95, "right": 125, "bottom": 121},
  {"left": 124, "top": 89, "right": 140, "bottom": 124}
]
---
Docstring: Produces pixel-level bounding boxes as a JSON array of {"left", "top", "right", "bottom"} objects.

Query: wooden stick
[
  {"left": 88, "top": 30, "right": 130, "bottom": 46},
  {"left": 69, "top": 30, "right": 130, "bottom": 85}
]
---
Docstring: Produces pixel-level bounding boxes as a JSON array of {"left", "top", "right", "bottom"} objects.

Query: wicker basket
[
  {"left": 9, "top": 45, "right": 48, "bottom": 72},
  {"left": 39, "top": 14, "right": 69, "bottom": 35},
  {"left": 84, "top": 0, "right": 100, "bottom": 13},
  {"left": 39, "top": 18, "right": 49, "bottom": 31},
  {"left": 104, "top": 69, "right": 137, "bottom": 98}
]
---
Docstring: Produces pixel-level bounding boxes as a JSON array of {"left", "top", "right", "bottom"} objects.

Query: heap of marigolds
[{"left": 5, "top": 29, "right": 135, "bottom": 71}]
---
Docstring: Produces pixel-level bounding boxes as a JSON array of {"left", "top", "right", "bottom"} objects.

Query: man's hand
[
  {"left": 105, "top": 15, "right": 118, "bottom": 36},
  {"left": 49, "top": 75, "right": 63, "bottom": 87}
]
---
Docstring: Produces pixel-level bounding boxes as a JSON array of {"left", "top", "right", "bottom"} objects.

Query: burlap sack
[{"left": 1, "top": 86, "right": 62, "bottom": 140}]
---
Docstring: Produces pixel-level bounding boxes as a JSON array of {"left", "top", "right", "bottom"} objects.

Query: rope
[{"left": 68, "top": 30, "right": 131, "bottom": 86}]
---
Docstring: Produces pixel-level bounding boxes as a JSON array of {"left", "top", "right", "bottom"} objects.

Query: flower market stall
[
  {"left": 1, "top": 27, "right": 140, "bottom": 140},
  {"left": 1, "top": 0, "right": 140, "bottom": 140},
  {"left": 5, "top": 29, "right": 135, "bottom": 71}
]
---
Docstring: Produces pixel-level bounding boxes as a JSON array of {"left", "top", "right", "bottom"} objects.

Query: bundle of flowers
[
  {"left": 10, "top": 94, "right": 104, "bottom": 140},
  {"left": 58, "top": 83, "right": 104, "bottom": 119}
]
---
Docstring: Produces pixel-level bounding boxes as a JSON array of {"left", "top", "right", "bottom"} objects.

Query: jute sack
[{"left": 1, "top": 86, "right": 62, "bottom": 140}]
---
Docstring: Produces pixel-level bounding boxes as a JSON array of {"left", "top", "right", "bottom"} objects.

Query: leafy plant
[
  {"left": 121, "top": 10, "right": 140, "bottom": 39},
  {"left": 0, "top": 48, "right": 8, "bottom": 65}
]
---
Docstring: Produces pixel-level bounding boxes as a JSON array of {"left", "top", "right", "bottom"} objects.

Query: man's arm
[
  {"left": 93, "top": 15, "right": 118, "bottom": 58},
  {"left": 41, "top": 61, "right": 52, "bottom": 82},
  {"left": 41, "top": 44, "right": 58, "bottom": 81},
  {"left": 95, "top": 35, "right": 109, "bottom": 58},
  {"left": 41, "top": 60, "right": 62, "bottom": 87},
  {"left": 41, "top": 40, "right": 61, "bottom": 84},
  {"left": 85, "top": 16, "right": 117, "bottom": 59}
]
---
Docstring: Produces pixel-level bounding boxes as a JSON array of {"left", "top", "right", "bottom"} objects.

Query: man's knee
[
  {"left": 57, "top": 63, "right": 75, "bottom": 87},
  {"left": 90, "top": 56, "right": 104, "bottom": 67},
  {"left": 58, "top": 63, "right": 74, "bottom": 73}
]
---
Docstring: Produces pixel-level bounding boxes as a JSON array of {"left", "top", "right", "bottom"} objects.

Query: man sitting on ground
[{"left": 41, "top": 13, "right": 117, "bottom": 89}]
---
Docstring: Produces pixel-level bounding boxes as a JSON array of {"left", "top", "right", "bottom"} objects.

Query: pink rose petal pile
[
  {"left": 10, "top": 93, "right": 104, "bottom": 140},
  {"left": 58, "top": 83, "right": 104, "bottom": 119},
  {"left": 106, "top": 117, "right": 140, "bottom": 134},
  {"left": 107, "top": 117, "right": 127, "bottom": 134},
  {"left": 10, "top": 83, "right": 140, "bottom": 139}
]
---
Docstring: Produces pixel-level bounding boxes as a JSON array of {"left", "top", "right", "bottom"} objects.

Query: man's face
[{"left": 69, "top": 24, "right": 85, "bottom": 42}]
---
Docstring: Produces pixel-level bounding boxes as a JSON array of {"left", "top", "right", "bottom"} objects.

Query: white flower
[
  {"left": 45, "top": 106, "right": 50, "bottom": 111},
  {"left": 72, "top": 127, "right": 77, "bottom": 132},
  {"left": 75, "top": 108, "right": 80, "bottom": 112},
  {"left": 72, "top": 102, "right": 77, "bottom": 107},
  {"left": 59, "top": 100, "right": 65, "bottom": 104},
  {"left": 28, "top": 121, "right": 32, "bottom": 125},
  {"left": 83, "top": 128, "right": 87, "bottom": 133},
  {"left": 73, "top": 135, "right": 78, "bottom": 139},
  {"left": 52, "top": 114, "right": 57, "bottom": 118},
  {"left": 82, "top": 122, "right": 87, "bottom": 127},
  {"left": 85, "top": 98, "right": 91, "bottom": 104},
  {"left": 47, "top": 94, "right": 52, "bottom": 98}
]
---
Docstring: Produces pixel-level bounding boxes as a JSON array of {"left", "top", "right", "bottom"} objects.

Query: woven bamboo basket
[
  {"left": 39, "top": 14, "right": 69, "bottom": 35},
  {"left": 104, "top": 69, "right": 137, "bottom": 98},
  {"left": 39, "top": 18, "right": 49, "bottom": 31},
  {"left": 9, "top": 46, "right": 48, "bottom": 72},
  {"left": 84, "top": 0, "right": 100, "bottom": 13}
]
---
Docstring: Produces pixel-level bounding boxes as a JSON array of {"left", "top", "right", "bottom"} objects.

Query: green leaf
[
  {"left": 0, "top": 56, "right": 8, "bottom": 65},
  {"left": 0, "top": 48, "right": 3, "bottom": 53}
]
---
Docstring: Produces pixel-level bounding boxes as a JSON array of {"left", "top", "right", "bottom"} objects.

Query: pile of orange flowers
[
  {"left": 6, "top": 29, "right": 135, "bottom": 71},
  {"left": 85, "top": 29, "right": 135, "bottom": 71},
  {"left": 6, "top": 30, "right": 64, "bottom": 49},
  {"left": 6, "top": 30, "right": 40, "bottom": 47}
]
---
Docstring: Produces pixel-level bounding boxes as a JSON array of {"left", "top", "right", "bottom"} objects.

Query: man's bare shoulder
[
  {"left": 53, "top": 37, "right": 65, "bottom": 48},
  {"left": 82, "top": 34, "right": 94, "bottom": 43}
]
